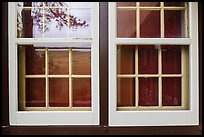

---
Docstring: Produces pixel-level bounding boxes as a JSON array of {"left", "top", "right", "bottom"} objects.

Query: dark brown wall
[{"left": 1, "top": 2, "right": 202, "bottom": 135}]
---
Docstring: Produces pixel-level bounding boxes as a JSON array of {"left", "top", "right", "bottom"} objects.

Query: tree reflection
[{"left": 17, "top": 2, "right": 89, "bottom": 37}]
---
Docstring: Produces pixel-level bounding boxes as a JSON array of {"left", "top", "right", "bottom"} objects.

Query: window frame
[
  {"left": 8, "top": 2, "right": 100, "bottom": 125},
  {"left": 2, "top": 2, "right": 202, "bottom": 135},
  {"left": 109, "top": 2, "right": 199, "bottom": 126}
]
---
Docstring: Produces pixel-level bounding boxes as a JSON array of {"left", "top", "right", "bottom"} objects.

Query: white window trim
[
  {"left": 109, "top": 2, "right": 199, "bottom": 126},
  {"left": 9, "top": 2, "right": 99, "bottom": 125}
]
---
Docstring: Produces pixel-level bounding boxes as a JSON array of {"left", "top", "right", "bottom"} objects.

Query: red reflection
[
  {"left": 138, "top": 45, "right": 158, "bottom": 74},
  {"left": 162, "top": 78, "right": 181, "bottom": 106},
  {"left": 73, "top": 78, "right": 91, "bottom": 107},
  {"left": 139, "top": 77, "right": 158, "bottom": 106},
  {"left": 162, "top": 45, "right": 181, "bottom": 74},
  {"left": 117, "top": 78, "right": 135, "bottom": 107},
  {"left": 140, "top": 10, "right": 160, "bottom": 38},
  {"left": 117, "top": 45, "right": 135, "bottom": 74},
  {"left": 26, "top": 78, "right": 45, "bottom": 107}
]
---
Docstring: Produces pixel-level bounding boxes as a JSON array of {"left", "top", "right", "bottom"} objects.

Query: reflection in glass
[
  {"left": 49, "top": 48, "right": 69, "bottom": 75},
  {"left": 164, "top": 10, "right": 185, "bottom": 38},
  {"left": 26, "top": 78, "right": 45, "bottom": 107},
  {"left": 117, "top": 45, "right": 135, "bottom": 74},
  {"left": 140, "top": 10, "right": 160, "bottom": 38},
  {"left": 73, "top": 78, "right": 91, "bottom": 107},
  {"left": 17, "top": 8, "right": 44, "bottom": 38},
  {"left": 162, "top": 45, "right": 181, "bottom": 74},
  {"left": 140, "top": 2, "right": 160, "bottom": 7},
  {"left": 44, "top": 8, "right": 69, "bottom": 38},
  {"left": 17, "top": 2, "right": 43, "bottom": 7},
  {"left": 164, "top": 2, "right": 185, "bottom": 7},
  {"left": 24, "top": 45, "right": 45, "bottom": 75},
  {"left": 69, "top": 9, "right": 91, "bottom": 38},
  {"left": 139, "top": 77, "right": 158, "bottom": 106},
  {"left": 117, "top": 78, "right": 135, "bottom": 107},
  {"left": 117, "top": 10, "right": 136, "bottom": 38},
  {"left": 17, "top": 2, "right": 91, "bottom": 38},
  {"left": 138, "top": 45, "right": 158, "bottom": 74},
  {"left": 72, "top": 49, "right": 91, "bottom": 75},
  {"left": 162, "top": 78, "right": 181, "bottom": 106},
  {"left": 69, "top": 2, "right": 92, "bottom": 8},
  {"left": 117, "top": 2, "right": 136, "bottom": 7},
  {"left": 49, "top": 78, "right": 69, "bottom": 107}
]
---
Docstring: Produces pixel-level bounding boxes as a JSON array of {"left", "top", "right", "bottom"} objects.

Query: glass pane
[
  {"left": 44, "top": 8, "right": 69, "bottom": 38},
  {"left": 117, "top": 45, "right": 135, "bottom": 74},
  {"left": 117, "top": 78, "right": 135, "bottom": 107},
  {"left": 49, "top": 78, "right": 69, "bottom": 107},
  {"left": 140, "top": 10, "right": 160, "bottom": 38},
  {"left": 117, "top": 2, "right": 136, "bottom": 7},
  {"left": 139, "top": 77, "right": 158, "bottom": 106},
  {"left": 45, "top": 2, "right": 69, "bottom": 7},
  {"left": 69, "top": 2, "right": 92, "bottom": 8},
  {"left": 73, "top": 78, "right": 91, "bottom": 107},
  {"left": 164, "top": 2, "right": 185, "bottom": 7},
  {"left": 25, "top": 45, "right": 45, "bottom": 75},
  {"left": 162, "top": 45, "right": 181, "bottom": 74},
  {"left": 138, "top": 45, "right": 158, "bottom": 74},
  {"left": 17, "top": 2, "right": 43, "bottom": 7},
  {"left": 17, "top": 8, "right": 44, "bottom": 38},
  {"left": 26, "top": 78, "right": 45, "bottom": 107},
  {"left": 69, "top": 9, "right": 91, "bottom": 38},
  {"left": 72, "top": 48, "right": 91, "bottom": 75},
  {"left": 49, "top": 48, "right": 69, "bottom": 75},
  {"left": 117, "top": 10, "right": 136, "bottom": 38},
  {"left": 164, "top": 10, "right": 185, "bottom": 38},
  {"left": 140, "top": 2, "right": 160, "bottom": 7},
  {"left": 162, "top": 77, "right": 181, "bottom": 106}
]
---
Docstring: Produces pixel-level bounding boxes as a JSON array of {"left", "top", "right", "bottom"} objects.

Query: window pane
[
  {"left": 25, "top": 45, "right": 45, "bottom": 75},
  {"left": 138, "top": 45, "right": 158, "bottom": 74},
  {"left": 45, "top": 2, "right": 69, "bottom": 7},
  {"left": 72, "top": 48, "right": 91, "bottom": 75},
  {"left": 140, "top": 2, "right": 160, "bottom": 7},
  {"left": 73, "top": 78, "right": 91, "bottom": 107},
  {"left": 139, "top": 77, "right": 158, "bottom": 106},
  {"left": 44, "top": 8, "right": 69, "bottom": 38},
  {"left": 140, "top": 10, "right": 160, "bottom": 38},
  {"left": 117, "top": 78, "right": 135, "bottom": 107},
  {"left": 162, "top": 77, "right": 181, "bottom": 106},
  {"left": 17, "top": 8, "right": 43, "bottom": 38},
  {"left": 117, "top": 45, "right": 135, "bottom": 74},
  {"left": 69, "top": 2, "right": 92, "bottom": 8},
  {"left": 164, "top": 10, "right": 185, "bottom": 38},
  {"left": 26, "top": 78, "right": 45, "bottom": 107},
  {"left": 162, "top": 45, "right": 181, "bottom": 74},
  {"left": 17, "top": 2, "right": 43, "bottom": 7},
  {"left": 117, "top": 10, "right": 136, "bottom": 38},
  {"left": 49, "top": 48, "right": 69, "bottom": 75},
  {"left": 69, "top": 9, "right": 91, "bottom": 38},
  {"left": 164, "top": 2, "right": 185, "bottom": 7},
  {"left": 49, "top": 78, "right": 69, "bottom": 107},
  {"left": 117, "top": 2, "right": 136, "bottom": 7}
]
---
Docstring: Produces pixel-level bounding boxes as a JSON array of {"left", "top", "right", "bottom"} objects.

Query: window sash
[
  {"left": 9, "top": 2, "right": 99, "bottom": 125},
  {"left": 109, "top": 2, "right": 199, "bottom": 126}
]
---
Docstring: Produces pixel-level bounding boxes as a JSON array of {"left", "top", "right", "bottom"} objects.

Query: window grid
[
  {"left": 117, "top": 46, "right": 188, "bottom": 111},
  {"left": 116, "top": 2, "right": 189, "bottom": 111},
  {"left": 117, "top": 2, "right": 189, "bottom": 38},
  {"left": 19, "top": 46, "right": 91, "bottom": 111},
  {"left": 17, "top": 2, "right": 92, "bottom": 39}
]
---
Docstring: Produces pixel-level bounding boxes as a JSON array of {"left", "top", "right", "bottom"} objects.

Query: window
[
  {"left": 9, "top": 2, "right": 99, "bottom": 125},
  {"left": 109, "top": 2, "right": 199, "bottom": 126}
]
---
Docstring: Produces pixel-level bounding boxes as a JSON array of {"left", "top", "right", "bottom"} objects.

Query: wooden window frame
[
  {"left": 2, "top": 2, "right": 202, "bottom": 135},
  {"left": 8, "top": 2, "right": 99, "bottom": 125}
]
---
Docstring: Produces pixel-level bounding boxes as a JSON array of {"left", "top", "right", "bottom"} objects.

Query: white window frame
[
  {"left": 109, "top": 2, "right": 199, "bottom": 126},
  {"left": 9, "top": 2, "right": 99, "bottom": 125}
]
